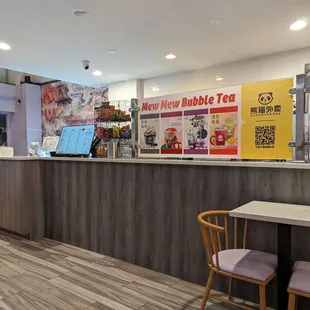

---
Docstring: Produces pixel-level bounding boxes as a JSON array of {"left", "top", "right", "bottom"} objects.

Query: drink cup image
[
  {"left": 164, "top": 128, "right": 178, "bottom": 147},
  {"left": 224, "top": 118, "right": 237, "bottom": 140},
  {"left": 214, "top": 126, "right": 227, "bottom": 146},
  {"left": 144, "top": 126, "right": 157, "bottom": 146}
]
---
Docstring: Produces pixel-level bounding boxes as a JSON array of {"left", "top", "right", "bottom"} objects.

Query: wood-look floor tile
[
  {"left": 95, "top": 258, "right": 179, "bottom": 287},
  {"left": 1, "top": 289, "right": 78, "bottom": 310},
  {"left": 0, "top": 258, "right": 25, "bottom": 280},
  {"left": 5, "top": 239, "right": 68, "bottom": 262},
  {"left": 0, "top": 235, "right": 235, "bottom": 310},
  {"left": 0, "top": 254, "right": 64, "bottom": 280},
  {"left": 0, "top": 278, "right": 21, "bottom": 298},
  {"left": 36, "top": 238, "right": 64, "bottom": 248},
  {"left": 57, "top": 271, "right": 146, "bottom": 309},
  {"left": 2, "top": 245, "right": 69, "bottom": 274},
  {"left": 50, "top": 277, "right": 134, "bottom": 310},
  {"left": 138, "top": 302, "right": 172, "bottom": 310},
  {"left": 0, "top": 233, "right": 23, "bottom": 245},
  {"left": 0, "top": 246, "right": 13, "bottom": 256},
  {"left": 5, "top": 272, "right": 93, "bottom": 309},
  {"left": 120, "top": 286, "right": 175, "bottom": 310},
  {"left": 52, "top": 259, "right": 129, "bottom": 289},
  {"left": 85, "top": 303, "right": 114, "bottom": 310},
  {"left": 121, "top": 281, "right": 200, "bottom": 310},
  {"left": 0, "top": 240, "right": 10, "bottom": 247},
  {"left": 66, "top": 257, "right": 170, "bottom": 291},
  {"left": 0, "top": 299, "right": 13, "bottom": 310},
  {"left": 52, "top": 244, "right": 105, "bottom": 261}
]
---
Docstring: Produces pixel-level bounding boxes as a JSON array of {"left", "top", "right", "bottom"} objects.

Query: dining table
[{"left": 230, "top": 201, "right": 310, "bottom": 310}]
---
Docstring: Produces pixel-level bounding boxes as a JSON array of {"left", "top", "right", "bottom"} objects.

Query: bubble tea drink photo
[
  {"left": 210, "top": 107, "right": 239, "bottom": 156},
  {"left": 214, "top": 126, "right": 227, "bottom": 146}
]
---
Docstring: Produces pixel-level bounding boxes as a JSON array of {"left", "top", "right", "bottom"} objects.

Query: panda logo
[{"left": 258, "top": 92, "right": 274, "bottom": 105}]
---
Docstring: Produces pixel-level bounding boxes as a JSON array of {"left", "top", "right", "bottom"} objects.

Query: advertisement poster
[
  {"left": 210, "top": 106, "right": 239, "bottom": 156},
  {"left": 241, "top": 78, "right": 293, "bottom": 159},
  {"left": 184, "top": 109, "right": 209, "bottom": 155},
  {"left": 139, "top": 80, "right": 293, "bottom": 160},
  {"left": 160, "top": 111, "right": 183, "bottom": 155},
  {"left": 140, "top": 114, "right": 160, "bottom": 155},
  {"left": 42, "top": 82, "right": 108, "bottom": 136}
]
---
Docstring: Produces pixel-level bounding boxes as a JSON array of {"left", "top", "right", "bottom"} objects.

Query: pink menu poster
[
  {"left": 209, "top": 106, "right": 239, "bottom": 156},
  {"left": 160, "top": 111, "right": 183, "bottom": 155},
  {"left": 184, "top": 109, "right": 208, "bottom": 155}
]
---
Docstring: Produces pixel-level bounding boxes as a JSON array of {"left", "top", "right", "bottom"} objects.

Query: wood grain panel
[
  {"left": 0, "top": 161, "right": 44, "bottom": 240},
  {"left": 42, "top": 161, "right": 310, "bottom": 309}
]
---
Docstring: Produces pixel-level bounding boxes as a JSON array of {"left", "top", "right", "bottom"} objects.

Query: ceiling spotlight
[
  {"left": 290, "top": 18, "right": 308, "bottom": 31},
  {"left": 93, "top": 70, "right": 102, "bottom": 76},
  {"left": 0, "top": 42, "right": 11, "bottom": 51},
  {"left": 108, "top": 50, "right": 116, "bottom": 54},
  {"left": 72, "top": 9, "right": 89, "bottom": 18},
  {"left": 216, "top": 76, "right": 224, "bottom": 81},
  {"left": 210, "top": 19, "right": 224, "bottom": 25},
  {"left": 151, "top": 86, "right": 160, "bottom": 92},
  {"left": 165, "top": 54, "right": 176, "bottom": 60}
]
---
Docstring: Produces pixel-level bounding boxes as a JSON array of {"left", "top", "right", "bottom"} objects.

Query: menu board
[
  {"left": 139, "top": 79, "right": 293, "bottom": 159},
  {"left": 56, "top": 125, "right": 95, "bottom": 155}
]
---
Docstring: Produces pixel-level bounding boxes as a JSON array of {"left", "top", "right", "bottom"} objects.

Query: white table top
[{"left": 230, "top": 201, "right": 310, "bottom": 227}]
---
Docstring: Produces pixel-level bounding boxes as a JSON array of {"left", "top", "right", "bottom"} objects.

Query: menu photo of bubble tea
[
  {"left": 210, "top": 111, "right": 238, "bottom": 155},
  {"left": 140, "top": 116, "right": 160, "bottom": 154},
  {"left": 160, "top": 112, "right": 183, "bottom": 155},
  {"left": 184, "top": 109, "right": 208, "bottom": 155}
]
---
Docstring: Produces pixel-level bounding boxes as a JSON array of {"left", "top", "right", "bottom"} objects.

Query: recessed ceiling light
[
  {"left": 216, "top": 76, "right": 223, "bottom": 81},
  {"left": 290, "top": 18, "right": 308, "bottom": 31},
  {"left": 72, "top": 9, "right": 89, "bottom": 18},
  {"left": 165, "top": 54, "right": 176, "bottom": 60},
  {"left": 0, "top": 42, "right": 11, "bottom": 51},
  {"left": 151, "top": 86, "right": 160, "bottom": 92},
  {"left": 108, "top": 50, "right": 116, "bottom": 54},
  {"left": 210, "top": 19, "right": 224, "bottom": 25},
  {"left": 93, "top": 70, "right": 102, "bottom": 76}
]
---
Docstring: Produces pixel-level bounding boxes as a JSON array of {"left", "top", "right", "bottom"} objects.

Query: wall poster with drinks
[{"left": 139, "top": 78, "right": 293, "bottom": 159}]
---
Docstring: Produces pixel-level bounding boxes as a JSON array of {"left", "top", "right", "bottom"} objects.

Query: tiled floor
[{"left": 0, "top": 232, "right": 241, "bottom": 310}]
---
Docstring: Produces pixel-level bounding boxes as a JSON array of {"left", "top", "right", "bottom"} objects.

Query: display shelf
[{"left": 94, "top": 100, "right": 132, "bottom": 157}]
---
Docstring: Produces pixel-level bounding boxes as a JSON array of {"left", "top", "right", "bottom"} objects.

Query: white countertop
[
  {"left": 1, "top": 156, "right": 310, "bottom": 169},
  {"left": 230, "top": 201, "right": 310, "bottom": 227}
]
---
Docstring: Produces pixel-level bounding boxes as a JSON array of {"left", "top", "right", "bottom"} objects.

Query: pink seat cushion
[
  {"left": 289, "top": 261, "right": 310, "bottom": 294},
  {"left": 212, "top": 249, "right": 277, "bottom": 282}
]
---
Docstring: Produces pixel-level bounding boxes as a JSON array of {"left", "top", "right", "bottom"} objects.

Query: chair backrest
[{"left": 198, "top": 210, "right": 248, "bottom": 270}]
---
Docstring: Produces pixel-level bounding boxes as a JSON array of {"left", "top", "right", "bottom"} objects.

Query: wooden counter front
[
  {"left": 2, "top": 157, "right": 310, "bottom": 308},
  {"left": 0, "top": 159, "right": 44, "bottom": 240}
]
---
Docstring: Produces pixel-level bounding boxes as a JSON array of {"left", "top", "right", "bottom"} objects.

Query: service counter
[{"left": 1, "top": 157, "right": 310, "bottom": 307}]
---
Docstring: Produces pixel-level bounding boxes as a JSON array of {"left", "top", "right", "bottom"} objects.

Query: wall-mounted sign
[
  {"left": 139, "top": 78, "right": 293, "bottom": 160},
  {"left": 241, "top": 79, "right": 293, "bottom": 159}
]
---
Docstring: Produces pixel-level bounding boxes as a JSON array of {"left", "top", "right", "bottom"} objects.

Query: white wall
[
  {"left": 7, "top": 69, "right": 52, "bottom": 85},
  {"left": 25, "top": 84, "right": 42, "bottom": 146},
  {"left": 0, "top": 83, "right": 16, "bottom": 113},
  {"left": 9, "top": 84, "right": 41, "bottom": 155},
  {"left": 9, "top": 85, "right": 27, "bottom": 155},
  {"left": 108, "top": 79, "right": 144, "bottom": 101},
  {"left": 144, "top": 47, "right": 310, "bottom": 98}
]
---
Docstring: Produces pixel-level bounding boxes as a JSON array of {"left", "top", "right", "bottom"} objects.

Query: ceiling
[{"left": 0, "top": 0, "right": 310, "bottom": 87}]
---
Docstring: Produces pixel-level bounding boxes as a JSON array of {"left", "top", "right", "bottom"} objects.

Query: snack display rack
[{"left": 94, "top": 100, "right": 132, "bottom": 157}]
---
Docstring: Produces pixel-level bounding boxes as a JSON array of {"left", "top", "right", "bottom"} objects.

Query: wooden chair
[
  {"left": 288, "top": 261, "right": 310, "bottom": 309},
  {"left": 198, "top": 210, "right": 277, "bottom": 310}
]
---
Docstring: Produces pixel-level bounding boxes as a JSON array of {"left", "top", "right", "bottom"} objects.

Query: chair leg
[
  {"left": 259, "top": 285, "right": 266, "bottom": 310},
  {"left": 288, "top": 293, "right": 297, "bottom": 310},
  {"left": 200, "top": 270, "right": 215, "bottom": 310},
  {"left": 228, "top": 277, "right": 233, "bottom": 299}
]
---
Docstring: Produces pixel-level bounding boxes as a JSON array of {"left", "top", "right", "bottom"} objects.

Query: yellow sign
[{"left": 241, "top": 78, "right": 293, "bottom": 159}]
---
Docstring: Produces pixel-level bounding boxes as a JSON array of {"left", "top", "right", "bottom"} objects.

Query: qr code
[{"left": 255, "top": 126, "right": 275, "bottom": 148}]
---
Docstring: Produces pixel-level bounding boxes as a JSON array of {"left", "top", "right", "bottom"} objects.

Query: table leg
[{"left": 277, "top": 224, "right": 292, "bottom": 310}]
